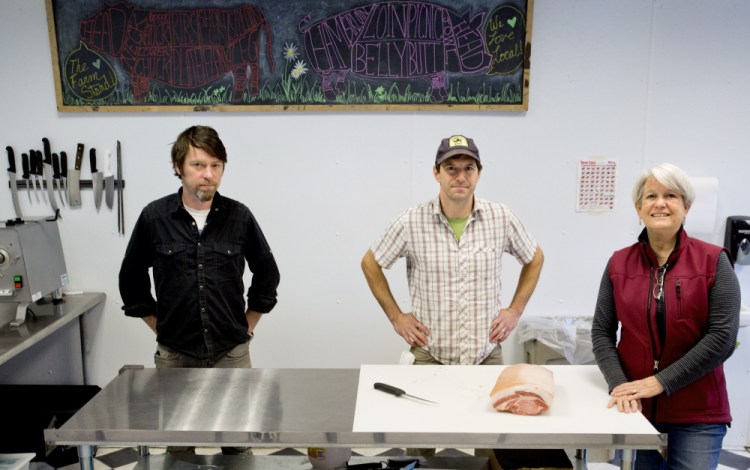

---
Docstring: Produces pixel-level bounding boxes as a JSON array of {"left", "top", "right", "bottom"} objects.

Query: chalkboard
[{"left": 46, "top": 0, "right": 533, "bottom": 112}]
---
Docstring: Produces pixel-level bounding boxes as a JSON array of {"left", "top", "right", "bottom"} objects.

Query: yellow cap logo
[{"left": 449, "top": 135, "right": 468, "bottom": 148}]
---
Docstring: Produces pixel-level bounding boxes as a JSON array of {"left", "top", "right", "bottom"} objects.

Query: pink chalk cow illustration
[
  {"left": 299, "top": 2, "right": 491, "bottom": 103},
  {"left": 79, "top": 2, "right": 275, "bottom": 103}
]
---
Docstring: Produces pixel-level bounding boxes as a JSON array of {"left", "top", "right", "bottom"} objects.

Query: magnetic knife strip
[{"left": 9, "top": 180, "right": 125, "bottom": 189}]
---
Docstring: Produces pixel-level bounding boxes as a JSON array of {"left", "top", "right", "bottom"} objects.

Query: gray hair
[{"left": 631, "top": 163, "right": 695, "bottom": 208}]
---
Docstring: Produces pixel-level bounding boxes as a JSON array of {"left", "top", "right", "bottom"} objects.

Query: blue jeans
[{"left": 635, "top": 422, "right": 727, "bottom": 470}]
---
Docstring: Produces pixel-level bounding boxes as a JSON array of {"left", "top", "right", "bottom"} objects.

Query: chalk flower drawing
[
  {"left": 283, "top": 43, "right": 299, "bottom": 62},
  {"left": 291, "top": 60, "right": 308, "bottom": 79}
]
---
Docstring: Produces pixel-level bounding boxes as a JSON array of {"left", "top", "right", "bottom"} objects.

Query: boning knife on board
[{"left": 374, "top": 382, "right": 439, "bottom": 404}]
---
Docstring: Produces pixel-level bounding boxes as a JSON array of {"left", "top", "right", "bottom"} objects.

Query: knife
[
  {"left": 373, "top": 382, "right": 439, "bottom": 404},
  {"left": 104, "top": 150, "right": 114, "bottom": 209},
  {"left": 42, "top": 141, "right": 59, "bottom": 212},
  {"left": 90, "top": 148, "right": 103, "bottom": 211},
  {"left": 34, "top": 150, "right": 48, "bottom": 204},
  {"left": 21, "top": 152, "right": 31, "bottom": 203},
  {"left": 52, "top": 153, "right": 65, "bottom": 207},
  {"left": 6, "top": 146, "right": 23, "bottom": 219},
  {"left": 60, "top": 151, "right": 68, "bottom": 204},
  {"left": 117, "top": 140, "right": 124, "bottom": 234},
  {"left": 68, "top": 143, "right": 84, "bottom": 207},
  {"left": 29, "top": 149, "right": 42, "bottom": 203}
]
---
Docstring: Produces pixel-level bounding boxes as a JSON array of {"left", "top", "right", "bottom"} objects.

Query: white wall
[{"left": 1, "top": 0, "right": 749, "bottom": 448}]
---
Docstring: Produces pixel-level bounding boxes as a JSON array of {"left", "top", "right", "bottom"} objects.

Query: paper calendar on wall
[{"left": 577, "top": 160, "right": 616, "bottom": 212}]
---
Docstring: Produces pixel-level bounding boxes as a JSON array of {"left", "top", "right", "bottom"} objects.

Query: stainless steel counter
[
  {"left": 0, "top": 292, "right": 105, "bottom": 383},
  {"left": 45, "top": 367, "right": 664, "bottom": 451}
]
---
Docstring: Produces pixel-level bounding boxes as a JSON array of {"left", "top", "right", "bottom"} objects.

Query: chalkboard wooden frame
[{"left": 46, "top": 0, "right": 533, "bottom": 112}]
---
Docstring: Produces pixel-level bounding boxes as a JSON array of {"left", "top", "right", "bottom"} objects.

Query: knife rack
[{"left": 9, "top": 180, "right": 125, "bottom": 189}]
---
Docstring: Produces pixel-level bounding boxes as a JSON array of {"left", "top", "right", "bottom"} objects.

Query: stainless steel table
[
  {"left": 0, "top": 292, "right": 105, "bottom": 384},
  {"left": 45, "top": 367, "right": 664, "bottom": 470}
]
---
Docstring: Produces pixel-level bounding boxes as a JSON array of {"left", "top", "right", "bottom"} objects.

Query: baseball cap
[{"left": 435, "top": 135, "right": 480, "bottom": 165}]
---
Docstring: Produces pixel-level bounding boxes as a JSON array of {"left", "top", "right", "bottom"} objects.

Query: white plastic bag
[{"left": 516, "top": 316, "right": 594, "bottom": 365}]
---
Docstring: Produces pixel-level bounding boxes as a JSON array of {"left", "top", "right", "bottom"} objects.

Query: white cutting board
[{"left": 353, "top": 364, "right": 658, "bottom": 435}]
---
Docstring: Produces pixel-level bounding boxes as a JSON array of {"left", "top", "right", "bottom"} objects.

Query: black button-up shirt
[{"left": 119, "top": 189, "right": 280, "bottom": 361}]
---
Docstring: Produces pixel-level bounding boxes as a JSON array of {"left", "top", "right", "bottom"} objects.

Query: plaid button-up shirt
[{"left": 371, "top": 197, "right": 537, "bottom": 364}]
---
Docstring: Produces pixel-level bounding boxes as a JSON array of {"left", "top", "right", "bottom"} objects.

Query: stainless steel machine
[{"left": 0, "top": 218, "right": 68, "bottom": 326}]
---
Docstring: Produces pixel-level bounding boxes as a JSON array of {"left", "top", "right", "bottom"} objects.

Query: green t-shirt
[{"left": 447, "top": 216, "right": 469, "bottom": 240}]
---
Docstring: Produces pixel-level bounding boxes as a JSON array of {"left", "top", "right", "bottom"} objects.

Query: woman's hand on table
[{"left": 608, "top": 376, "right": 664, "bottom": 413}]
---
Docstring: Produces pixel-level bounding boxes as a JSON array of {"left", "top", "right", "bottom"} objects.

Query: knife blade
[
  {"left": 117, "top": 140, "right": 124, "bottom": 234},
  {"left": 373, "top": 382, "right": 439, "bottom": 404},
  {"left": 34, "top": 150, "right": 48, "bottom": 204},
  {"left": 42, "top": 141, "right": 59, "bottom": 212},
  {"left": 68, "top": 143, "right": 84, "bottom": 207},
  {"left": 6, "top": 146, "right": 23, "bottom": 219},
  {"left": 90, "top": 148, "right": 103, "bottom": 211},
  {"left": 21, "top": 152, "right": 31, "bottom": 203},
  {"left": 104, "top": 150, "right": 114, "bottom": 210},
  {"left": 52, "top": 152, "right": 65, "bottom": 207},
  {"left": 60, "top": 151, "right": 68, "bottom": 204}
]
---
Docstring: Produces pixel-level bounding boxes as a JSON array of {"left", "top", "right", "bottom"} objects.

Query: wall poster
[
  {"left": 46, "top": 0, "right": 533, "bottom": 112},
  {"left": 577, "top": 160, "right": 617, "bottom": 213}
]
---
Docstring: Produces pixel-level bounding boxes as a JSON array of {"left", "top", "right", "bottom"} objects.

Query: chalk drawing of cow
[
  {"left": 299, "top": 2, "right": 491, "bottom": 103},
  {"left": 79, "top": 2, "right": 275, "bottom": 103}
]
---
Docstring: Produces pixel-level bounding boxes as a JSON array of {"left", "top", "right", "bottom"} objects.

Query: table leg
[
  {"left": 78, "top": 314, "right": 88, "bottom": 385},
  {"left": 138, "top": 446, "right": 150, "bottom": 456},
  {"left": 77, "top": 445, "right": 95, "bottom": 470},
  {"left": 621, "top": 449, "right": 634, "bottom": 470}
]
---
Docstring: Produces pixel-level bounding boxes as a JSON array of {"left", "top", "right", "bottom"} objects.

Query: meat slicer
[{"left": 0, "top": 218, "right": 68, "bottom": 326}]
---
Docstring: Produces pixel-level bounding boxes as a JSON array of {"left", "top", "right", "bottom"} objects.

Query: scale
[{"left": 0, "top": 218, "right": 68, "bottom": 326}]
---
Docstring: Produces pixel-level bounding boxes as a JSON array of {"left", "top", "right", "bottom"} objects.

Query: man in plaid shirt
[{"left": 362, "top": 134, "right": 544, "bottom": 367}]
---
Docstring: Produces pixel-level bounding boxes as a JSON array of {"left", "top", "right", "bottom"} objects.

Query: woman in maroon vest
[{"left": 591, "top": 163, "right": 740, "bottom": 470}]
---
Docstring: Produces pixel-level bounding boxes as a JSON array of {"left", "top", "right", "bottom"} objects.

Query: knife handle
[
  {"left": 28, "top": 150, "right": 36, "bottom": 174},
  {"left": 35, "top": 150, "right": 44, "bottom": 174},
  {"left": 6, "top": 146, "right": 15, "bottom": 173},
  {"left": 374, "top": 382, "right": 406, "bottom": 397},
  {"left": 22, "top": 153, "right": 30, "bottom": 178},
  {"left": 42, "top": 137, "right": 52, "bottom": 163},
  {"left": 74, "top": 143, "right": 84, "bottom": 170},
  {"left": 52, "top": 153, "right": 61, "bottom": 178},
  {"left": 60, "top": 151, "right": 67, "bottom": 175},
  {"left": 90, "top": 148, "right": 98, "bottom": 173}
]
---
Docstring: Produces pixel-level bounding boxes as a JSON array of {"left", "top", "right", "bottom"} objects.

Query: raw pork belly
[{"left": 490, "top": 364, "right": 554, "bottom": 415}]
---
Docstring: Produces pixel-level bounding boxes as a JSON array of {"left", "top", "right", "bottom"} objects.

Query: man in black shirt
[{"left": 118, "top": 125, "right": 280, "bottom": 453}]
